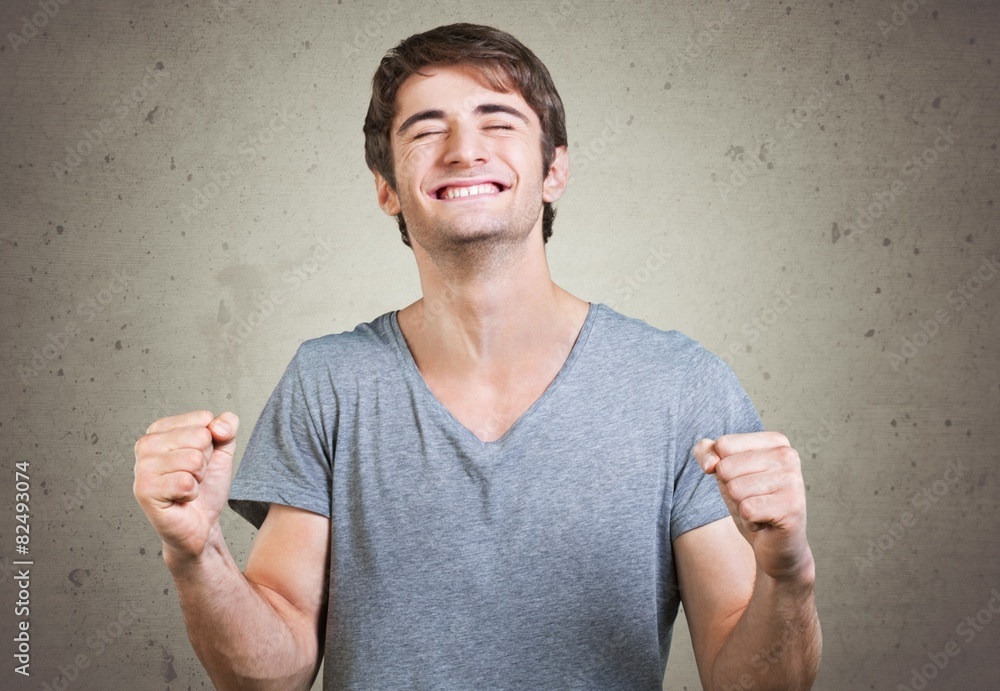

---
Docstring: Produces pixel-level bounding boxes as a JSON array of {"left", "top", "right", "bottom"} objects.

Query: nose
[{"left": 442, "top": 121, "right": 489, "bottom": 168}]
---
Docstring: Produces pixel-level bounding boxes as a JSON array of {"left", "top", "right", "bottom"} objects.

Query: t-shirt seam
[
  {"left": 669, "top": 343, "right": 722, "bottom": 543},
  {"left": 291, "top": 344, "right": 335, "bottom": 519},
  {"left": 293, "top": 344, "right": 330, "bottom": 465},
  {"left": 672, "top": 340, "right": 700, "bottom": 489},
  {"left": 226, "top": 345, "right": 333, "bottom": 527}
]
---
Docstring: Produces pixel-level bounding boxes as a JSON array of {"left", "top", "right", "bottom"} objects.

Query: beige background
[{"left": 1, "top": 0, "right": 998, "bottom": 689}]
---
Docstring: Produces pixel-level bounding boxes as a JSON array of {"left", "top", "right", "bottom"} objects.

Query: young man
[{"left": 133, "top": 23, "right": 821, "bottom": 690}]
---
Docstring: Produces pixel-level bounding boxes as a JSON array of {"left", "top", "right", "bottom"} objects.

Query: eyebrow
[{"left": 395, "top": 103, "right": 531, "bottom": 137}]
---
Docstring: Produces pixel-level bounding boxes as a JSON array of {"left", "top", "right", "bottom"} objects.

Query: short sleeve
[
  {"left": 669, "top": 346, "right": 765, "bottom": 542},
  {"left": 227, "top": 344, "right": 333, "bottom": 529}
]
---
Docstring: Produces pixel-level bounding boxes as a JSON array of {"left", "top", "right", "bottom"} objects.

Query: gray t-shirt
[{"left": 228, "top": 301, "right": 764, "bottom": 690}]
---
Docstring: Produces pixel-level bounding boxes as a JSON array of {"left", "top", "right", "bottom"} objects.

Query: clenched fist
[
  {"left": 133, "top": 410, "right": 240, "bottom": 563},
  {"left": 693, "top": 431, "right": 814, "bottom": 584}
]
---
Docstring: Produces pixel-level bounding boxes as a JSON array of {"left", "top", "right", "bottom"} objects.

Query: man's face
[{"left": 375, "top": 63, "right": 567, "bottom": 255}]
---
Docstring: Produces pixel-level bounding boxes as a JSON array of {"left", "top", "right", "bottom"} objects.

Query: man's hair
[{"left": 363, "top": 23, "right": 568, "bottom": 248}]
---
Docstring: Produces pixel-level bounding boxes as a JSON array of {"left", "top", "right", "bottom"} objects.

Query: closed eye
[{"left": 413, "top": 125, "right": 514, "bottom": 139}]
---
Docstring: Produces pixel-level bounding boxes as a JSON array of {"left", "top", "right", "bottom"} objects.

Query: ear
[
  {"left": 374, "top": 170, "right": 401, "bottom": 215},
  {"left": 542, "top": 145, "right": 569, "bottom": 204}
]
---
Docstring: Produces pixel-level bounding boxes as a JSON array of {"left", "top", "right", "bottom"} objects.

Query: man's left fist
[{"left": 693, "top": 431, "right": 815, "bottom": 583}]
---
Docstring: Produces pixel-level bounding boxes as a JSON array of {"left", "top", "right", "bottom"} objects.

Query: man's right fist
[{"left": 133, "top": 410, "right": 240, "bottom": 564}]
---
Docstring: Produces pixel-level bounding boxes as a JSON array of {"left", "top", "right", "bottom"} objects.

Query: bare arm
[
  {"left": 166, "top": 505, "right": 330, "bottom": 690},
  {"left": 710, "top": 556, "right": 819, "bottom": 689},
  {"left": 676, "top": 517, "right": 821, "bottom": 691},
  {"left": 675, "top": 432, "right": 822, "bottom": 690},
  {"left": 134, "top": 411, "right": 330, "bottom": 690}
]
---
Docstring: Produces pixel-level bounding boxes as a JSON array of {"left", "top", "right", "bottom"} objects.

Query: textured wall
[{"left": 1, "top": 0, "right": 997, "bottom": 689}]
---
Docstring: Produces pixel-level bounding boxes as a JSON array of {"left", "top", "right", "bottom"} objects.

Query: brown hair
[{"left": 363, "top": 23, "right": 568, "bottom": 248}]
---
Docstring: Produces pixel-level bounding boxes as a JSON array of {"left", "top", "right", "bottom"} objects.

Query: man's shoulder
[
  {"left": 289, "top": 310, "right": 397, "bottom": 374},
  {"left": 598, "top": 306, "right": 760, "bottom": 426},
  {"left": 594, "top": 302, "right": 723, "bottom": 373}
]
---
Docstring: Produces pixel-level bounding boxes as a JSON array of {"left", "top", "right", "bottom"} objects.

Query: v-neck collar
[{"left": 388, "top": 302, "right": 600, "bottom": 450}]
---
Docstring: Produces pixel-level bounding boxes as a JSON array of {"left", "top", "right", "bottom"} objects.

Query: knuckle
[
  {"left": 194, "top": 427, "right": 212, "bottom": 447},
  {"left": 726, "top": 481, "right": 744, "bottom": 502},
  {"left": 768, "top": 476, "right": 786, "bottom": 495},
  {"left": 715, "top": 434, "right": 735, "bottom": 456},
  {"left": 777, "top": 445, "right": 799, "bottom": 465},
  {"left": 176, "top": 473, "right": 198, "bottom": 495},
  {"left": 184, "top": 447, "right": 203, "bottom": 465},
  {"left": 133, "top": 477, "right": 151, "bottom": 500},
  {"left": 714, "top": 457, "right": 731, "bottom": 481}
]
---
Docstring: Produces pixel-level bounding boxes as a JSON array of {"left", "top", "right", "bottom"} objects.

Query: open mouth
[{"left": 433, "top": 181, "right": 509, "bottom": 200}]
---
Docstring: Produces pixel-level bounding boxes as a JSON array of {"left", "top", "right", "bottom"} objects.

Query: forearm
[
  {"left": 164, "top": 524, "right": 320, "bottom": 691},
  {"left": 710, "top": 553, "right": 821, "bottom": 691}
]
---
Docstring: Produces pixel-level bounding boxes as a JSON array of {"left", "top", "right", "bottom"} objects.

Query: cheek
[
  {"left": 509, "top": 144, "right": 543, "bottom": 179},
  {"left": 398, "top": 146, "right": 434, "bottom": 184}
]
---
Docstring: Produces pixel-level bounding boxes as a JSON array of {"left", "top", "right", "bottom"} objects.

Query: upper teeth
[{"left": 440, "top": 183, "right": 500, "bottom": 199}]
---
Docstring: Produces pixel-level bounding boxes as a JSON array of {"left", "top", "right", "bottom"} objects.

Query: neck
[{"left": 399, "top": 235, "right": 586, "bottom": 385}]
